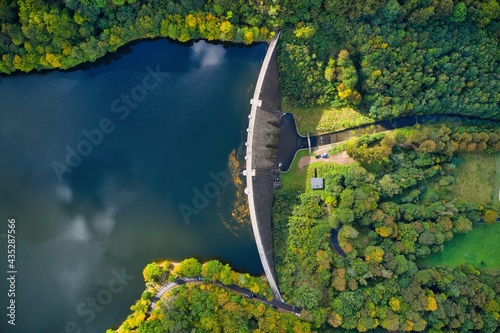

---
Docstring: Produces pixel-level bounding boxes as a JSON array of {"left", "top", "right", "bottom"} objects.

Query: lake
[{"left": 0, "top": 39, "right": 266, "bottom": 333}]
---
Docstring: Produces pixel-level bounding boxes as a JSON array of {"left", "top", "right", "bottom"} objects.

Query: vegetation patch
[
  {"left": 279, "top": 150, "right": 310, "bottom": 192},
  {"left": 109, "top": 258, "right": 306, "bottom": 333},
  {"left": 278, "top": 7, "right": 499, "bottom": 120},
  {"left": 450, "top": 152, "right": 497, "bottom": 208},
  {"left": 279, "top": 150, "right": 349, "bottom": 192},
  {"left": 283, "top": 102, "right": 374, "bottom": 135},
  {"left": 493, "top": 154, "right": 500, "bottom": 210},
  {"left": 421, "top": 223, "right": 500, "bottom": 273},
  {"left": 273, "top": 125, "right": 500, "bottom": 332}
]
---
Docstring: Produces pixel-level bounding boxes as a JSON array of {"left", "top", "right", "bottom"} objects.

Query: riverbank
[
  {"left": 1, "top": 0, "right": 275, "bottom": 75},
  {"left": 108, "top": 258, "right": 308, "bottom": 333}
]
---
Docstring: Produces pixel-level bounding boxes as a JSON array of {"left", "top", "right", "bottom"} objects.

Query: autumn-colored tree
[
  {"left": 484, "top": 209, "right": 498, "bottom": 225},
  {"left": 426, "top": 290, "right": 438, "bottom": 311},
  {"left": 375, "top": 225, "right": 392, "bottom": 238},
  {"left": 418, "top": 140, "right": 437, "bottom": 153},
  {"left": 365, "top": 246, "right": 384, "bottom": 262}
]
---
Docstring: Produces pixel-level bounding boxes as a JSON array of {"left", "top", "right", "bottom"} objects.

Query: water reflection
[{"left": 0, "top": 39, "right": 266, "bottom": 333}]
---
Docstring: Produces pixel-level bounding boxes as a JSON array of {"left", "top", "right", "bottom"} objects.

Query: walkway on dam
[{"left": 244, "top": 32, "right": 283, "bottom": 301}]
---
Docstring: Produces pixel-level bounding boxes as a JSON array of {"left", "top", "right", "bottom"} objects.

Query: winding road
[{"left": 147, "top": 276, "right": 302, "bottom": 316}]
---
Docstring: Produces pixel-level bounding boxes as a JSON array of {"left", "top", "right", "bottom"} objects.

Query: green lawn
[
  {"left": 279, "top": 150, "right": 310, "bottom": 192},
  {"left": 282, "top": 101, "right": 374, "bottom": 135},
  {"left": 279, "top": 149, "right": 354, "bottom": 192},
  {"left": 421, "top": 223, "right": 500, "bottom": 273},
  {"left": 493, "top": 153, "right": 500, "bottom": 210},
  {"left": 451, "top": 152, "right": 498, "bottom": 208}
]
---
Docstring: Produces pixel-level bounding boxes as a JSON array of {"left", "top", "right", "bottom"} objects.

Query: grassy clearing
[
  {"left": 282, "top": 101, "right": 374, "bottom": 135},
  {"left": 279, "top": 150, "right": 354, "bottom": 192},
  {"left": 451, "top": 152, "right": 497, "bottom": 208},
  {"left": 421, "top": 223, "right": 500, "bottom": 273},
  {"left": 493, "top": 154, "right": 500, "bottom": 210},
  {"left": 279, "top": 150, "right": 311, "bottom": 192}
]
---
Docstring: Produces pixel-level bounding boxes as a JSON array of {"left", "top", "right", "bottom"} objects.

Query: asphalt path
[{"left": 147, "top": 277, "right": 302, "bottom": 317}]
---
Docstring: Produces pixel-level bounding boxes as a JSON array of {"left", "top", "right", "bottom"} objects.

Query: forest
[
  {"left": 3, "top": 0, "right": 499, "bottom": 331},
  {"left": 277, "top": 1, "right": 500, "bottom": 119},
  {"left": 1, "top": 0, "right": 499, "bottom": 120},
  {"left": 109, "top": 259, "right": 309, "bottom": 333},
  {"left": 272, "top": 123, "right": 500, "bottom": 332}
]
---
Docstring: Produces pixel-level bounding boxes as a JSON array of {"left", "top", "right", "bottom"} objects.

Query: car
[
  {"left": 295, "top": 313, "right": 300, "bottom": 317},
  {"left": 197, "top": 277, "right": 203, "bottom": 281}
]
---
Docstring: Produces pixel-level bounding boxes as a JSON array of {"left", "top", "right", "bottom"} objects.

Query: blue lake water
[{"left": 0, "top": 39, "right": 266, "bottom": 333}]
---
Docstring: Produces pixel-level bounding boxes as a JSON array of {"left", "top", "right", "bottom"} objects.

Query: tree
[
  {"left": 382, "top": 0, "right": 401, "bottom": 22},
  {"left": 45, "top": 53, "right": 62, "bottom": 68},
  {"left": 451, "top": 2, "right": 467, "bottom": 22},
  {"left": 484, "top": 210, "right": 498, "bottom": 225},
  {"left": 293, "top": 285, "right": 323, "bottom": 309},
  {"left": 418, "top": 140, "right": 437, "bottom": 153},
  {"left": 201, "top": 260, "right": 224, "bottom": 281},
  {"left": 375, "top": 225, "right": 392, "bottom": 238},
  {"left": 389, "top": 297, "right": 401, "bottom": 312},
  {"left": 219, "top": 264, "right": 232, "bottom": 285},
  {"left": 327, "top": 312, "right": 342, "bottom": 328},
  {"left": 365, "top": 246, "right": 384, "bottom": 262},
  {"left": 178, "top": 258, "right": 202, "bottom": 277},
  {"left": 454, "top": 215, "right": 472, "bottom": 233},
  {"left": 426, "top": 290, "right": 438, "bottom": 311},
  {"left": 332, "top": 268, "right": 347, "bottom": 291},
  {"left": 378, "top": 174, "right": 400, "bottom": 197},
  {"left": 143, "top": 262, "right": 167, "bottom": 283}
]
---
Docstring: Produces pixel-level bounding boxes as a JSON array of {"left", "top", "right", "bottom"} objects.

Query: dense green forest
[
  {"left": 273, "top": 123, "right": 500, "bottom": 332},
  {"left": 1, "top": 0, "right": 499, "bottom": 119},
  {"left": 277, "top": 1, "right": 500, "bottom": 119}
]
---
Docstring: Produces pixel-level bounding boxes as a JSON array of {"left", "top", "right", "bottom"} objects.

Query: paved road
[
  {"left": 147, "top": 276, "right": 302, "bottom": 317},
  {"left": 330, "top": 224, "right": 347, "bottom": 258}
]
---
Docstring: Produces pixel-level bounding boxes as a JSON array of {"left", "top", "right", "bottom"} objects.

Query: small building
[{"left": 310, "top": 177, "right": 324, "bottom": 190}]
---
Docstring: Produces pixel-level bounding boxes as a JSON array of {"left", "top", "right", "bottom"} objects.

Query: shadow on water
[{"left": 278, "top": 113, "right": 500, "bottom": 172}]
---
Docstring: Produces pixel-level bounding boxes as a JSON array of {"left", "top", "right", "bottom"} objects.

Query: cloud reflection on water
[{"left": 191, "top": 41, "right": 226, "bottom": 68}]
